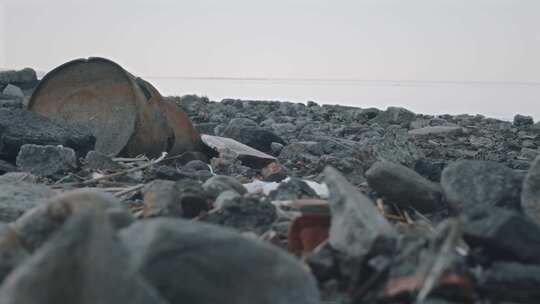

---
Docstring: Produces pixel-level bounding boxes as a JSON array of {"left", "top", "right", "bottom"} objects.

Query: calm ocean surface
[{"left": 147, "top": 78, "right": 540, "bottom": 120}]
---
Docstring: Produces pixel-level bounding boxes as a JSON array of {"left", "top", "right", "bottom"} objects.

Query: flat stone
[
  {"left": 366, "top": 161, "right": 444, "bottom": 213},
  {"left": 324, "top": 166, "right": 397, "bottom": 259},
  {"left": 16, "top": 144, "right": 77, "bottom": 176},
  {"left": 0, "top": 182, "right": 53, "bottom": 222},
  {"left": 0, "top": 210, "right": 168, "bottom": 304},
  {"left": 201, "top": 134, "right": 276, "bottom": 169},
  {"left": 408, "top": 126, "right": 463, "bottom": 137},
  {"left": 0, "top": 68, "right": 37, "bottom": 88},
  {"left": 119, "top": 218, "right": 320, "bottom": 304},
  {"left": 441, "top": 160, "right": 523, "bottom": 213},
  {"left": 0, "top": 109, "right": 95, "bottom": 161}
]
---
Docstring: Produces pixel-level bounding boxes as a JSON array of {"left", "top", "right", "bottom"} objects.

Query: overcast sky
[{"left": 2, "top": 0, "right": 540, "bottom": 83}]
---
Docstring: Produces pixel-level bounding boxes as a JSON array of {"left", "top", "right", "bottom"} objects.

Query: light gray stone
[
  {"left": 324, "top": 166, "right": 397, "bottom": 259},
  {"left": 120, "top": 218, "right": 320, "bottom": 304}
]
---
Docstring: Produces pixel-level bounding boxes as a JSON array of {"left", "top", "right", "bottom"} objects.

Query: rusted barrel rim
[{"left": 28, "top": 57, "right": 138, "bottom": 110}]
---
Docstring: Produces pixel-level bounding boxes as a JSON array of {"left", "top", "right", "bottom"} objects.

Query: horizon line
[{"left": 142, "top": 76, "right": 540, "bottom": 86}]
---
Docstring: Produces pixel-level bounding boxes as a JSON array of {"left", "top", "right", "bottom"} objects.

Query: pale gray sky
[{"left": 2, "top": 0, "right": 540, "bottom": 82}]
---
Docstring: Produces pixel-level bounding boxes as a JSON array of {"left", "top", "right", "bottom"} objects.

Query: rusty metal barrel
[{"left": 28, "top": 57, "right": 203, "bottom": 158}]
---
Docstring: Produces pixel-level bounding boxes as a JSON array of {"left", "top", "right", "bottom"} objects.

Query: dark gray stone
[
  {"left": 478, "top": 262, "right": 540, "bottom": 303},
  {"left": 522, "top": 155, "right": 540, "bottom": 224},
  {"left": 16, "top": 144, "right": 77, "bottom": 176},
  {"left": 12, "top": 189, "right": 133, "bottom": 252},
  {"left": 324, "top": 167, "right": 397, "bottom": 259},
  {"left": 366, "top": 161, "right": 444, "bottom": 213},
  {"left": 142, "top": 179, "right": 208, "bottom": 218},
  {"left": 0, "top": 182, "right": 53, "bottom": 222},
  {"left": 0, "top": 68, "right": 37, "bottom": 89},
  {"left": 441, "top": 160, "right": 523, "bottom": 213},
  {"left": 372, "top": 106, "right": 416, "bottom": 127},
  {"left": 513, "top": 114, "right": 534, "bottom": 127},
  {"left": 205, "top": 195, "right": 277, "bottom": 234},
  {"left": 202, "top": 175, "right": 247, "bottom": 199},
  {"left": 0, "top": 160, "right": 17, "bottom": 174},
  {"left": 182, "top": 160, "right": 210, "bottom": 172},
  {"left": 120, "top": 218, "right": 320, "bottom": 304},
  {"left": 221, "top": 118, "right": 285, "bottom": 153},
  {"left": 463, "top": 208, "right": 540, "bottom": 264},
  {"left": 358, "top": 126, "right": 424, "bottom": 170},
  {"left": 84, "top": 150, "right": 121, "bottom": 171},
  {"left": 0, "top": 109, "right": 95, "bottom": 161},
  {"left": 0, "top": 99, "right": 23, "bottom": 109},
  {"left": 269, "top": 178, "right": 318, "bottom": 201},
  {"left": 0, "top": 210, "right": 168, "bottom": 304}
]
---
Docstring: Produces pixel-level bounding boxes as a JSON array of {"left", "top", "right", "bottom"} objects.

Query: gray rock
[
  {"left": 84, "top": 151, "right": 121, "bottom": 171},
  {"left": 478, "top": 262, "right": 540, "bottom": 303},
  {"left": 0, "top": 224, "right": 29, "bottom": 284},
  {"left": 12, "top": 189, "right": 133, "bottom": 252},
  {"left": 0, "top": 160, "right": 17, "bottom": 174},
  {"left": 0, "top": 182, "right": 53, "bottom": 222},
  {"left": 0, "top": 210, "right": 168, "bottom": 304},
  {"left": 269, "top": 178, "right": 318, "bottom": 201},
  {"left": 0, "top": 69, "right": 37, "bottom": 89},
  {"left": 324, "top": 167, "right": 397, "bottom": 259},
  {"left": 520, "top": 148, "right": 540, "bottom": 161},
  {"left": 372, "top": 106, "right": 416, "bottom": 127},
  {"left": 213, "top": 190, "right": 242, "bottom": 209},
  {"left": 0, "top": 172, "right": 37, "bottom": 184},
  {"left": 278, "top": 141, "right": 323, "bottom": 163},
  {"left": 2, "top": 84, "right": 23, "bottom": 98},
  {"left": 513, "top": 114, "right": 534, "bottom": 127},
  {"left": 441, "top": 160, "right": 523, "bottom": 213},
  {"left": 366, "top": 161, "right": 444, "bottom": 213},
  {"left": 408, "top": 126, "right": 463, "bottom": 137},
  {"left": 142, "top": 179, "right": 208, "bottom": 218},
  {"left": 16, "top": 144, "right": 77, "bottom": 176},
  {"left": 270, "top": 142, "right": 284, "bottom": 154},
  {"left": 182, "top": 160, "right": 210, "bottom": 172},
  {"left": 464, "top": 208, "right": 540, "bottom": 264},
  {"left": 0, "top": 109, "right": 95, "bottom": 161},
  {"left": 205, "top": 195, "right": 277, "bottom": 234},
  {"left": 521, "top": 156, "right": 540, "bottom": 223},
  {"left": 0, "top": 99, "right": 23, "bottom": 109},
  {"left": 203, "top": 175, "right": 247, "bottom": 199},
  {"left": 120, "top": 218, "right": 320, "bottom": 304},
  {"left": 221, "top": 118, "right": 285, "bottom": 153},
  {"left": 360, "top": 126, "right": 424, "bottom": 169}
]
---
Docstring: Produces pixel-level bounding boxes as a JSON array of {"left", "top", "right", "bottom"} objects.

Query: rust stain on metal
[{"left": 29, "top": 57, "right": 202, "bottom": 158}]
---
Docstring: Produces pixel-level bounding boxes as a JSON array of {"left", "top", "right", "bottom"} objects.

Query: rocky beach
[{"left": 1, "top": 64, "right": 540, "bottom": 304}]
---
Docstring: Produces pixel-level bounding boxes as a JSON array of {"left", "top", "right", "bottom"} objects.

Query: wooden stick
[
  {"left": 57, "top": 152, "right": 167, "bottom": 187},
  {"left": 114, "top": 184, "right": 144, "bottom": 197}
]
